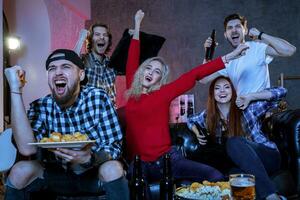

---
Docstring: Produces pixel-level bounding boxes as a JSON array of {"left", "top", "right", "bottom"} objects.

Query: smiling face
[
  {"left": 214, "top": 78, "right": 233, "bottom": 104},
  {"left": 224, "top": 19, "right": 247, "bottom": 48},
  {"left": 47, "top": 59, "right": 84, "bottom": 108},
  {"left": 141, "top": 60, "right": 163, "bottom": 92},
  {"left": 91, "top": 26, "right": 110, "bottom": 55}
]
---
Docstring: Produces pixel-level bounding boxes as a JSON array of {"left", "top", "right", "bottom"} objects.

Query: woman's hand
[
  {"left": 223, "top": 44, "right": 249, "bottom": 63},
  {"left": 191, "top": 125, "right": 207, "bottom": 145},
  {"left": 134, "top": 9, "right": 144, "bottom": 28},
  {"left": 133, "top": 9, "right": 144, "bottom": 39}
]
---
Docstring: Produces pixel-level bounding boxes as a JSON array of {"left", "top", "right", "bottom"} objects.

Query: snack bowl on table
[{"left": 175, "top": 181, "right": 231, "bottom": 200}]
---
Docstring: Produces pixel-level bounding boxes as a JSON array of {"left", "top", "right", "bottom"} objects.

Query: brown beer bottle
[
  {"left": 130, "top": 155, "right": 146, "bottom": 200},
  {"left": 205, "top": 29, "right": 216, "bottom": 61},
  {"left": 160, "top": 153, "right": 175, "bottom": 200}
]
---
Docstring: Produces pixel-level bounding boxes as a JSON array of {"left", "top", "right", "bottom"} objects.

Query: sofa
[
  {"left": 27, "top": 109, "right": 300, "bottom": 199},
  {"left": 164, "top": 109, "right": 300, "bottom": 199}
]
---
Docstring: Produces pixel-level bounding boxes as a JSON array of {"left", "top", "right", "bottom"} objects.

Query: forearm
[
  {"left": 11, "top": 93, "right": 37, "bottom": 155},
  {"left": 245, "top": 90, "right": 272, "bottom": 102},
  {"left": 74, "top": 29, "right": 88, "bottom": 55},
  {"left": 132, "top": 22, "right": 140, "bottom": 40},
  {"left": 262, "top": 33, "right": 296, "bottom": 57},
  {"left": 125, "top": 39, "right": 140, "bottom": 88}
]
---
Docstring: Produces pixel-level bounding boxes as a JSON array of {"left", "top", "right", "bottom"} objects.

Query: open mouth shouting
[
  {"left": 97, "top": 41, "right": 106, "bottom": 48},
  {"left": 54, "top": 78, "right": 67, "bottom": 95},
  {"left": 231, "top": 34, "right": 240, "bottom": 45},
  {"left": 145, "top": 75, "right": 153, "bottom": 82}
]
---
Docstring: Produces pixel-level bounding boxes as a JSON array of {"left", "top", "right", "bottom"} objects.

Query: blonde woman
[{"left": 125, "top": 10, "right": 248, "bottom": 185}]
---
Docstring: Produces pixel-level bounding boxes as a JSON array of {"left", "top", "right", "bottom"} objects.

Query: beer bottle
[
  {"left": 130, "top": 155, "right": 146, "bottom": 200},
  {"left": 160, "top": 153, "right": 175, "bottom": 200},
  {"left": 205, "top": 29, "right": 216, "bottom": 61}
]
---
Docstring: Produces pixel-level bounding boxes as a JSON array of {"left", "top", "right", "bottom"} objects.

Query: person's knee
[
  {"left": 7, "top": 161, "right": 42, "bottom": 189},
  {"left": 98, "top": 160, "right": 124, "bottom": 182}
]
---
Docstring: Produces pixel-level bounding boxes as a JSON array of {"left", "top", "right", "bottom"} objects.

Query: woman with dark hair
[
  {"left": 187, "top": 76, "right": 287, "bottom": 200},
  {"left": 125, "top": 9, "right": 248, "bottom": 187}
]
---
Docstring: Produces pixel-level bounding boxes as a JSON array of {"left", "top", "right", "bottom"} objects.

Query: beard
[{"left": 51, "top": 83, "right": 79, "bottom": 108}]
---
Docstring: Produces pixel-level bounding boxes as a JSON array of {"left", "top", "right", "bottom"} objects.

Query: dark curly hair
[{"left": 86, "top": 23, "right": 112, "bottom": 53}]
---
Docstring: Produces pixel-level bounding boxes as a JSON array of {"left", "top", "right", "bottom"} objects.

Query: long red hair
[{"left": 206, "top": 76, "right": 244, "bottom": 138}]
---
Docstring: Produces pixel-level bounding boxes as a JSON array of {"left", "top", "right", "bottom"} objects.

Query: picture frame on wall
[{"left": 169, "top": 94, "right": 194, "bottom": 123}]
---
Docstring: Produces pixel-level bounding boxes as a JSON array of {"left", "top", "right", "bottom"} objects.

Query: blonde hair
[{"left": 127, "top": 57, "right": 169, "bottom": 98}]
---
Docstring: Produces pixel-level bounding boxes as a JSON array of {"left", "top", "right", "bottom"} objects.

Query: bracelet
[
  {"left": 258, "top": 32, "right": 264, "bottom": 40},
  {"left": 11, "top": 91, "right": 22, "bottom": 95}
]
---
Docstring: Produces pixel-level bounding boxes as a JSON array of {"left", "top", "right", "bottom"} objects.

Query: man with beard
[
  {"left": 4, "top": 49, "right": 129, "bottom": 200},
  {"left": 201, "top": 13, "right": 296, "bottom": 96},
  {"left": 75, "top": 23, "right": 117, "bottom": 107}
]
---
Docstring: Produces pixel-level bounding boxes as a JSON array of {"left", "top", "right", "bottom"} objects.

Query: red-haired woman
[{"left": 187, "top": 76, "right": 287, "bottom": 200}]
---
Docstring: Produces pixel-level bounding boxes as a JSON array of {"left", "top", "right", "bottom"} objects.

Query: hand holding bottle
[{"left": 205, "top": 29, "right": 217, "bottom": 61}]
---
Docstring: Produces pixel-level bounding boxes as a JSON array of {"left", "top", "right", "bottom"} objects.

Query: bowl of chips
[{"left": 175, "top": 181, "right": 231, "bottom": 200}]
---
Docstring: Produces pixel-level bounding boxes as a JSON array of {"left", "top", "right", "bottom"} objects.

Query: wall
[
  {"left": 3, "top": 0, "right": 90, "bottom": 113},
  {"left": 89, "top": 0, "right": 300, "bottom": 112}
]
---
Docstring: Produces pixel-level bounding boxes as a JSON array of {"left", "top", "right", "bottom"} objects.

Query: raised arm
[
  {"left": 73, "top": 29, "right": 89, "bottom": 55},
  {"left": 248, "top": 28, "right": 296, "bottom": 57},
  {"left": 162, "top": 44, "right": 249, "bottom": 101},
  {"left": 236, "top": 87, "right": 287, "bottom": 110},
  {"left": 126, "top": 10, "right": 144, "bottom": 88},
  {"left": 5, "top": 66, "right": 37, "bottom": 156}
]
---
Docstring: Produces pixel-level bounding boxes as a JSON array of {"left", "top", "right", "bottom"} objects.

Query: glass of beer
[{"left": 229, "top": 174, "right": 255, "bottom": 200}]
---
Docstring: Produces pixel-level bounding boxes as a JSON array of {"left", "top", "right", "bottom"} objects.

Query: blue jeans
[
  {"left": 5, "top": 163, "right": 128, "bottom": 200},
  {"left": 129, "top": 146, "right": 224, "bottom": 183},
  {"left": 226, "top": 137, "right": 281, "bottom": 200}
]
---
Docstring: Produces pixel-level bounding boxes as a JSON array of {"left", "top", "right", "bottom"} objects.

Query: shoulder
[
  {"left": 28, "top": 94, "right": 53, "bottom": 114},
  {"left": 81, "top": 52, "right": 91, "bottom": 60},
  {"left": 30, "top": 94, "right": 52, "bottom": 107}
]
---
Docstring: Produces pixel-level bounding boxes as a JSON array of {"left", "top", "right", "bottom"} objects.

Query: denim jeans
[
  {"left": 5, "top": 163, "right": 129, "bottom": 200},
  {"left": 128, "top": 146, "right": 224, "bottom": 183},
  {"left": 226, "top": 137, "right": 281, "bottom": 200}
]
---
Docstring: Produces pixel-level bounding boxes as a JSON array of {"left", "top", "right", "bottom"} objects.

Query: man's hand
[
  {"left": 52, "top": 145, "right": 92, "bottom": 164},
  {"left": 248, "top": 28, "right": 261, "bottom": 40},
  {"left": 236, "top": 95, "right": 252, "bottom": 110},
  {"left": 4, "top": 65, "right": 26, "bottom": 92},
  {"left": 203, "top": 37, "right": 218, "bottom": 49}
]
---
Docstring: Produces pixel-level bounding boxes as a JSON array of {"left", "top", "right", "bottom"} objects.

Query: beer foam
[{"left": 230, "top": 177, "right": 255, "bottom": 187}]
